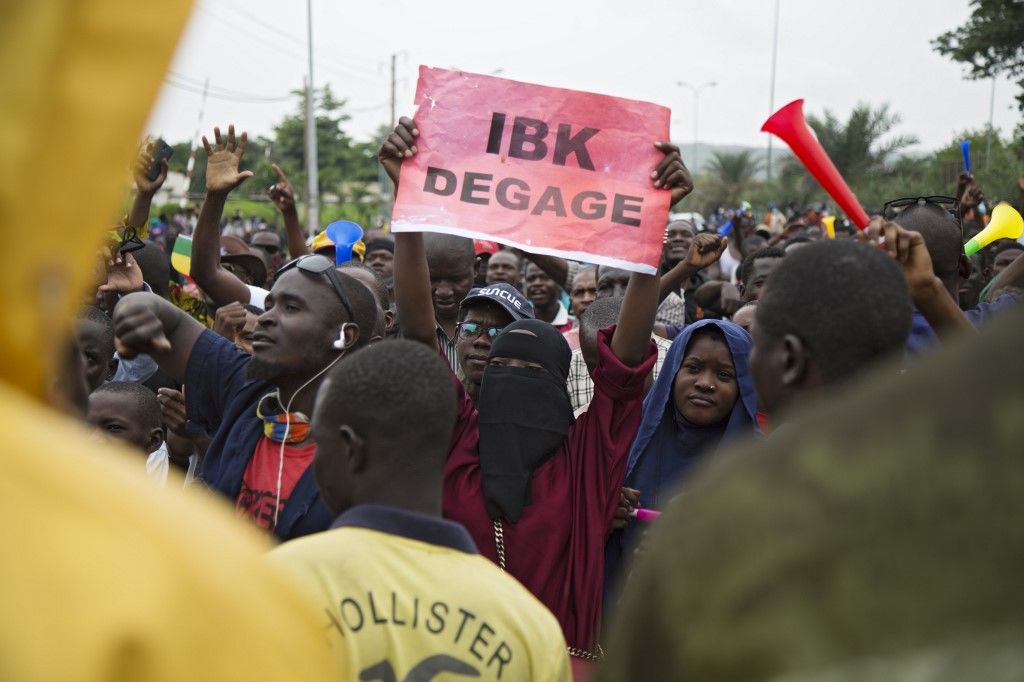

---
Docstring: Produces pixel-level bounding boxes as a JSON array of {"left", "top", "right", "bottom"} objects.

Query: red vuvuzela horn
[{"left": 762, "top": 99, "right": 870, "bottom": 229}]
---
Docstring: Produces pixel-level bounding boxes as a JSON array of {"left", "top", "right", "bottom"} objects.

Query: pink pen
[{"left": 630, "top": 507, "right": 661, "bottom": 523}]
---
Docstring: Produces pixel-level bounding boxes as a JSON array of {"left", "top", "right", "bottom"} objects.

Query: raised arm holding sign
[{"left": 382, "top": 70, "right": 693, "bottom": 665}]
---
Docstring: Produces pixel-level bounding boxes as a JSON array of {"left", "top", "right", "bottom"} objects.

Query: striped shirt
[
  {"left": 656, "top": 292, "right": 688, "bottom": 327},
  {"left": 436, "top": 323, "right": 459, "bottom": 372},
  {"left": 567, "top": 333, "right": 673, "bottom": 412}
]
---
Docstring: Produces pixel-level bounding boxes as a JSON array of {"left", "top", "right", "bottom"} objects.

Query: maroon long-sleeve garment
[{"left": 443, "top": 328, "right": 657, "bottom": 652}]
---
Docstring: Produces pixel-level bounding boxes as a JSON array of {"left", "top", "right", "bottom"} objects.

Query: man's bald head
[
  {"left": 424, "top": 234, "right": 475, "bottom": 268},
  {"left": 893, "top": 203, "right": 964, "bottom": 288}
]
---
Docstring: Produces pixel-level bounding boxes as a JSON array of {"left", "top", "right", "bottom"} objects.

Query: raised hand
[
  {"left": 213, "top": 301, "right": 247, "bottom": 342},
  {"left": 880, "top": 221, "right": 975, "bottom": 337},
  {"left": 203, "top": 124, "right": 253, "bottom": 195},
  {"left": 652, "top": 141, "right": 694, "bottom": 205},
  {"left": 98, "top": 247, "right": 144, "bottom": 294},
  {"left": 267, "top": 163, "right": 296, "bottom": 214},
  {"left": 959, "top": 174, "right": 984, "bottom": 211},
  {"left": 113, "top": 300, "right": 172, "bottom": 359},
  {"left": 156, "top": 388, "right": 189, "bottom": 436},
  {"left": 378, "top": 116, "right": 418, "bottom": 188},
  {"left": 133, "top": 138, "right": 169, "bottom": 195},
  {"left": 880, "top": 221, "right": 937, "bottom": 295},
  {"left": 685, "top": 233, "right": 728, "bottom": 271},
  {"left": 955, "top": 172, "right": 973, "bottom": 206}
]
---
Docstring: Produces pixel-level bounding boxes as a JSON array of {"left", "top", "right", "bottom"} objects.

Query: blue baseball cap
[{"left": 460, "top": 282, "right": 534, "bottom": 321}]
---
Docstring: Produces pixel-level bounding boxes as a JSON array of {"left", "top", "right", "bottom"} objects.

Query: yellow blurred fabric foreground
[
  {"left": 0, "top": 2, "right": 335, "bottom": 680},
  {"left": 1, "top": 1, "right": 189, "bottom": 398},
  {"left": 0, "top": 385, "right": 335, "bottom": 681}
]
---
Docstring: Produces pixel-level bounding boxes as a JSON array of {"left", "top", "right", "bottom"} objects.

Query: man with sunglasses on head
[
  {"left": 883, "top": 196, "right": 1023, "bottom": 353},
  {"left": 113, "top": 219, "right": 380, "bottom": 540}
]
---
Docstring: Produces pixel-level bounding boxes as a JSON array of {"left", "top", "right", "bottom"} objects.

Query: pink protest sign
[{"left": 391, "top": 66, "right": 672, "bottom": 274}]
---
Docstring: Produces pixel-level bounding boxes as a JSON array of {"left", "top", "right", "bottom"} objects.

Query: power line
[
  {"left": 163, "top": 77, "right": 293, "bottom": 103},
  {"left": 165, "top": 75, "right": 292, "bottom": 102},
  {"left": 194, "top": 1, "right": 381, "bottom": 86},
  {"left": 349, "top": 102, "right": 388, "bottom": 113},
  {"left": 167, "top": 71, "right": 295, "bottom": 101},
  {"left": 168, "top": 69, "right": 386, "bottom": 116},
  {"left": 193, "top": 4, "right": 308, "bottom": 63},
  {"left": 215, "top": 0, "right": 382, "bottom": 69}
]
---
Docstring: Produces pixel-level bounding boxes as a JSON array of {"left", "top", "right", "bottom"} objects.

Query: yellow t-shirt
[
  {"left": 0, "top": 383, "right": 335, "bottom": 681},
  {"left": 271, "top": 505, "right": 571, "bottom": 681}
]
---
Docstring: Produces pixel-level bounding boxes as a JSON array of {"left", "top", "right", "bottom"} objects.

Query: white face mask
[{"left": 146, "top": 443, "right": 170, "bottom": 487}]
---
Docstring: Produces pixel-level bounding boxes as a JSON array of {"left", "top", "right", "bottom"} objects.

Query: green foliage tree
[
  {"left": 157, "top": 87, "right": 387, "bottom": 229},
  {"left": 701, "top": 150, "right": 763, "bottom": 209},
  {"left": 168, "top": 141, "right": 192, "bottom": 175},
  {"left": 269, "top": 85, "right": 384, "bottom": 229},
  {"left": 684, "top": 103, "right": 1020, "bottom": 219},
  {"left": 774, "top": 103, "right": 919, "bottom": 212},
  {"left": 808, "top": 103, "right": 919, "bottom": 183},
  {"left": 933, "top": 0, "right": 1024, "bottom": 120}
]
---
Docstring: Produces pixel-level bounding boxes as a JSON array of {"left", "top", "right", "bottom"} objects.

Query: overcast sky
[{"left": 147, "top": 0, "right": 1019, "bottom": 155}]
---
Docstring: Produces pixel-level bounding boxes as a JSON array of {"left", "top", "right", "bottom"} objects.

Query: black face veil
[{"left": 477, "top": 319, "right": 574, "bottom": 522}]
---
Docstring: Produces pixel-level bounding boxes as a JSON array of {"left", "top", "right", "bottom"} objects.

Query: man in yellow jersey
[{"left": 271, "top": 340, "right": 571, "bottom": 681}]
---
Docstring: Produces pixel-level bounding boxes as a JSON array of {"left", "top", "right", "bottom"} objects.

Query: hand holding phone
[
  {"left": 146, "top": 138, "right": 174, "bottom": 182},
  {"left": 134, "top": 137, "right": 173, "bottom": 194}
]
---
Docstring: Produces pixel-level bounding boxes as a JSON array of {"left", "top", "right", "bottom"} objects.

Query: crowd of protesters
[{"left": 61, "top": 110, "right": 1024, "bottom": 681}]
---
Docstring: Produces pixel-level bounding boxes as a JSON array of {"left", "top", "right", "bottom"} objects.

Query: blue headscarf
[
  {"left": 625, "top": 319, "right": 759, "bottom": 508},
  {"left": 605, "top": 320, "right": 759, "bottom": 605}
]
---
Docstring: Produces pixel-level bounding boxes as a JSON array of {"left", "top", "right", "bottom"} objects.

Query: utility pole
[
  {"left": 766, "top": 0, "right": 780, "bottom": 180},
  {"left": 182, "top": 76, "right": 210, "bottom": 208},
  {"left": 390, "top": 53, "right": 397, "bottom": 128},
  {"left": 986, "top": 76, "right": 996, "bottom": 172},
  {"left": 677, "top": 81, "right": 717, "bottom": 175},
  {"left": 304, "top": 0, "right": 319, "bottom": 238},
  {"left": 382, "top": 53, "right": 398, "bottom": 219}
]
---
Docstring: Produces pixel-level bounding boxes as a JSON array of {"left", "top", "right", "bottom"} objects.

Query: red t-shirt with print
[{"left": 236, "top": 436, "right": 316, "bottom": 529}]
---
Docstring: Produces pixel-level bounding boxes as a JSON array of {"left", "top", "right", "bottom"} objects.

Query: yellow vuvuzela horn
[{"left": 964, "top": 203, "right": 1023, "bottom": 257}]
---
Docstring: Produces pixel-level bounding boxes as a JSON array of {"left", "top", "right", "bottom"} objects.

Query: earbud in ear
[{"left": 333, "top": 323, "right": 355, "bottom": 351}]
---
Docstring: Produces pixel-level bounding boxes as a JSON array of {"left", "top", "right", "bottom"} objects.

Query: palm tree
[
  {"left": 806, "top": 103, "right": 919, "bottom": 182},
  {"left": 707, "top": 150, "right": 763, "bottom": 186},
  {"left": 779, "top": 102, "right": 919, "bottom": 210},
  {"left": 704, "top": 150, "right": 764, "bottom": 208}
]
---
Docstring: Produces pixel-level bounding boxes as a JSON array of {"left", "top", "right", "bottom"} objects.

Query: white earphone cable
[{"left": 271, "top": 325, "right": 352, "bottom": 529}]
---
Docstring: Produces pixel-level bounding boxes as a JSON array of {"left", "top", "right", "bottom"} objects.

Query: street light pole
[
  {"left": 677, "top": 81, "right": 717, "bottom": 174},
  {"left": 986, "top": 76, "right": 996, "bottom": 172},
  {"left": 767, "top": 0, "right": 781, "bottom": 179},
  {"left": 304, "top": 0, "right": 319, "bottom": 238}
]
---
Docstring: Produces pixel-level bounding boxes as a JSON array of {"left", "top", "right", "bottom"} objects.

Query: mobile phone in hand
[{"left": 147, "top": 138, "right": 174, "bottom": 181}]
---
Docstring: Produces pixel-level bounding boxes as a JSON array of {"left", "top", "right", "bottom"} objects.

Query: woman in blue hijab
[{"left": 605, "top": 319, "right": 758, "bottom": 600}]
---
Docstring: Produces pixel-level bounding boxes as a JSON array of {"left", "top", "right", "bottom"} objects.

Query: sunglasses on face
[
  {"left": 276, "top": 254, "right": 354, "bottom": 319},
  {"left": 220, "top": 261, "right": 253, "bottom": 284},
  {"left": 253, "top": 244, "right": 280, "bottom": 255},
  {"left": 457, "top": 321, "right": 504, "bottom": 340}
]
